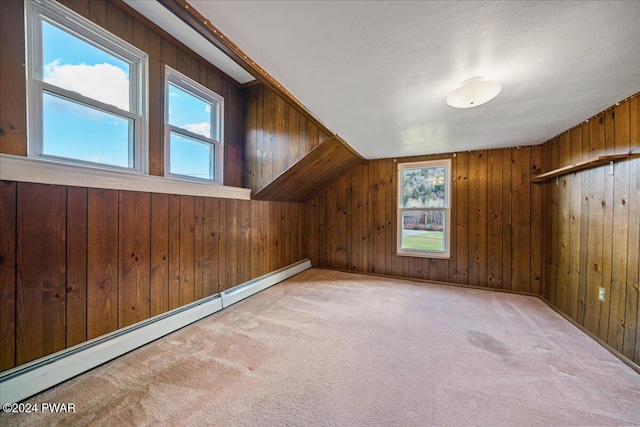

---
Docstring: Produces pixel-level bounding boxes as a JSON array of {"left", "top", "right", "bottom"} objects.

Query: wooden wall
[
  {"left": 0, "top": 0, "right": 245, "bottom": 186},
  {"left": 244, "top": 84, "right": 331, "bottom": 193},
  {"left": 0, "top": 181, "right": 306, "bottom": 371},
  {"left": 306, "top": 146, "right": 543, "bottom": 294},
  {"left": 540, "top": 96, "right": 639, "bottom": 365}
]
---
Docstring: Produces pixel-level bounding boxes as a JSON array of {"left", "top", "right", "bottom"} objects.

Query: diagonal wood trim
[
  {"left": 157, "top": 0, "right": 341, "bottom": 143},
  {"left": 253, "top": 137, "right": 365, "bottom": 202}
]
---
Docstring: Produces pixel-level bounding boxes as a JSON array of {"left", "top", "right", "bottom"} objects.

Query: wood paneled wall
[
  {"left": 540, "top": 96, "right": 639, "bottom": 365},
  {"left": 244, "top": 84, "right": 331, "bottom": 193},
  {"left": 306, "top": 146, "right": 543, "bottom": 294},
  {"left": 0, "top": 181, "right": 306, "bottom": 371},
  {"left": 0, "top": 0, "right": 244, "bottom": 186}
]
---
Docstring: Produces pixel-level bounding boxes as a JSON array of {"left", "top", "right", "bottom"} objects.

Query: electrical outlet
[{"left": 598, "top": 287, "right": 605, "bottom": 302}]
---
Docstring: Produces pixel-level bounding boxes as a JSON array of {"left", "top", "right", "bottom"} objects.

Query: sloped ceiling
[{"left": 186, "top": 0, "right": 640, "bottom": 159}]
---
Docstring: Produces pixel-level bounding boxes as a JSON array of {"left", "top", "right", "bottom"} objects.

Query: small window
[
  {"left": 397, "top": 159, "right": 451, "bottom": 258},
  {"left": 26, "top": 0, "right": 148, "bottom": 171},
  {"left": 165, "top": 67, "right": 223, "bottom": 183}
]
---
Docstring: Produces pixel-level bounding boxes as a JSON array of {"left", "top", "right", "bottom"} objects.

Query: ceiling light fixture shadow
[{"left": 446, "top": 77, "right": 501, "bottom": 109}]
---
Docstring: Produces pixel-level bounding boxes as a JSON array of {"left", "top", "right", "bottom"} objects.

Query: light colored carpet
[{"left": 1, "top": 268, "right": 639, "bottom": 426}]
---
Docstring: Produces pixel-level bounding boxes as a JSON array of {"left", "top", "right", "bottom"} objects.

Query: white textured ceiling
[{"left": 187, "top": 1, "right": 640, "bottom": 159}]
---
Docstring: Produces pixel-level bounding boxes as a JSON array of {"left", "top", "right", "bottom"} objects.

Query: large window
[
  {"left": 397, "top": 159, "right": 451, "bottom": 258},
  {"left": 165, "top": 67, "right": 223, "bottom": 184},
  {"left": 26, "top": 0, "right": 148, "bottom": 172}
]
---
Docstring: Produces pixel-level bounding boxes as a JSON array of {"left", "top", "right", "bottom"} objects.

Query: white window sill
[
  {"left": 0, "top": 154, "right": 251, "bottom": 200},
  {"left": 395, "top": 249, "right": 452, "bottom": 260}
]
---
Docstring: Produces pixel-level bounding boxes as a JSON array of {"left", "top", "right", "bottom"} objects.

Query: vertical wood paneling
[
  {"left": 530, "top": 145, "right": 542, "bottom": 296},
  {"left": 194, "top": 197, "right": 204, "bottom": 301},
  {"left": 556, "top": 133, "right": 571, "bottom": 310},
  {"left": 566, "top": 129, "right": 582, "bottom": 319},
  {"left": 623, "top": 98, "right": 639, "bottom": 361},
  {"left": 0, "top": 181, "right": 17, "bottom": 371},
  {"left": 373, "top": 160, "right": 386, "bottom": 274},
  {"left": 310, "top": 146, "right": 542, "bottom": 294},
  {"left": 456, "top": 152, "right": 470, "bottom": 284},
  {"left": 316, "top": 192, "right": 328, "bottom": 267},
  {"left": 118, "top": 191, "right": 151, "bottom": 328},
  {"left": 179, "top": 196, "right": 195, "bottom": 305},
  {"left": 150, "top": 193, "right": 169, "bottom": 315},
  {"left": 511, "top": 147, "right": 532, "bottom": 293},
  {"left": 541, "top": 96, "right": 640, "bottom": 365},
  {"left": 584, "top": 119, "right": 605, "bottom": 333},
  {"left": 106, "top": 0, "right": 133, "bottom": 44},
  {"left": 337, "top": 175, "right": 348, "bottom": 270},
  {"left": 501, "top": 150, "right": 513, "bottom": 291},
  {"left": 351, "top": 164, "right": 363, "bottom": 271},
  {"left": 216, "top": 200, "right": 227, "bottom": 290},
  {"left": 148, "top": 57, "right": 164, "bottom": 176},
  {"left": 598, "top": 111, "right": 616, "bottom": 340},
  {"left": 577, "top": 126, "right": 591, "bottom": 324},
  {"left": 203, "top": 198, "right": 220, "bottom": 295},
  {"left": 132, "top": 15, "right": 162, "bottom": 59},
  {"left": 87, "top": 188, "right": 118, "bottom": 340},
  {"left": 238, "top": 200, "right": 252, "bottom": 284},
  {"left": 608, "top": 103, "right": 630, "bottom": 350},
  {"left": 66, "top": 187, "right": 88, "bottom": 347},
  {"left": 242, "top": 84, "right": 344, "bottom": 195},
  {"left": 468, "top": 151, "right": 488, "bottom": 287},
  {"left": 487, "top": 150, "right": 503, "bottom": 288},
  {"left": 16, "top": 168, "right": 67, "bottom": 364},
  {"left": 263, "top": 89, "right": 276, "bottom": 189},
  {"left": 168, "top": 195, "right": 181, "bottom": 310},
  {"left": 225, "top": 199, "right": 238, "bottom": 288},
  {"left": 0, "top": 0, "right": 27, "bottom": 156},
  {"left": 245, "top": 86, "right": 258, "bottom": 191},
  {"left": 249, "top": 200, "right": 262, "bottom": 279},
  {"left": 384, "top": 159, "right": 394, "bottom": 276}
]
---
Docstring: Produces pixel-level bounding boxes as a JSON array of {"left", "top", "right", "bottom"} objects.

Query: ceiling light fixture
[{"left": 446, "top": 77, "right": 501, "bottom": 109}]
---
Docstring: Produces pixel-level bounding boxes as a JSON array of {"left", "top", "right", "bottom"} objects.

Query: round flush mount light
[{"left": 446, "top": 77, "right": 501, "bottom": 109}]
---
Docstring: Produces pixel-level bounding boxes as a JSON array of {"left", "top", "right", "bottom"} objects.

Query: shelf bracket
[{"left": 609, "top": 161, "right": 614, "bottom": 176}]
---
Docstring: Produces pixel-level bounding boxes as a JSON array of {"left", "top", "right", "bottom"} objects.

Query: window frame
[
  {"left": 164, "top": 66, "right": 224, "bottom": 185},
  {"left": 396, "top": 159, "right": 452, "bottom": 259},
  {"left": 25, "top": 0, "right": 148, "bottom": 173}
]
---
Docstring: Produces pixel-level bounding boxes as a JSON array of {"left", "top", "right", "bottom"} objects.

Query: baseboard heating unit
[{"left": 0, "top": 259, "right": 312, "bottom": 405}]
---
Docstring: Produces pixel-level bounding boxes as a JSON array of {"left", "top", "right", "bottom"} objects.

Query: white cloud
[
  {"left": 44, "top": 60, "right": 129, "bottom": 111},
  {"left": 184, "top": 122, "right": 210, "bottom": 138}
]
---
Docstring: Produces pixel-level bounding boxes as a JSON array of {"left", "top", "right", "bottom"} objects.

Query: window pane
[
  {"left": 43, "top": 92, "right": 132, "bottom": 168},
  {"left": 42, "top": 21, "right": 130, "bottom": 111},
  {"left": 401, "top": 210, "right": 446, "bottom": 252},
  {"left": 168, "top": 83, "right": 217, "bottom": 139},
  {"left": 169, "top": 131, "right": 214, "bottom": 179},
  {"left": 401, "top": 166, "right": 446, "bottom": 208}
]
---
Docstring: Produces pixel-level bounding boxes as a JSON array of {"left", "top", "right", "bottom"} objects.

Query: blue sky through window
[
  {"left": 41, "top": 20, "right": 134, "bottom": 168},
  {"left": 43, "top": 92, "right": 131, "bottom": 167},
  {"left": 169, "top": 132, "right": 213, "bottom": 179},
  {"left": 168, "top": 83, "right": 214, "bottom": 139}
]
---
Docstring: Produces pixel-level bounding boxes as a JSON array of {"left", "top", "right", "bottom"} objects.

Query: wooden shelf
[{"left": 532, "top": 154, "right": 633, "bottom": 183}]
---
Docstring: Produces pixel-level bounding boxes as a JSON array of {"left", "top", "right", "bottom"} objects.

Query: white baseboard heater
[{"left": 0, "top": 259, "right": 312, "bottom": 405}]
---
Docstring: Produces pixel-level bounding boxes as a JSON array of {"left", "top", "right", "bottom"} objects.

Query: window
[
  {"left": 397, "top": 159, "right": 451, "bottom": 258},
  {"left": 165, "top": 67, "right": 223, "bottom": 183},
  {"left": 25, "top": 0, "right": 148, "bottom": 172}
]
